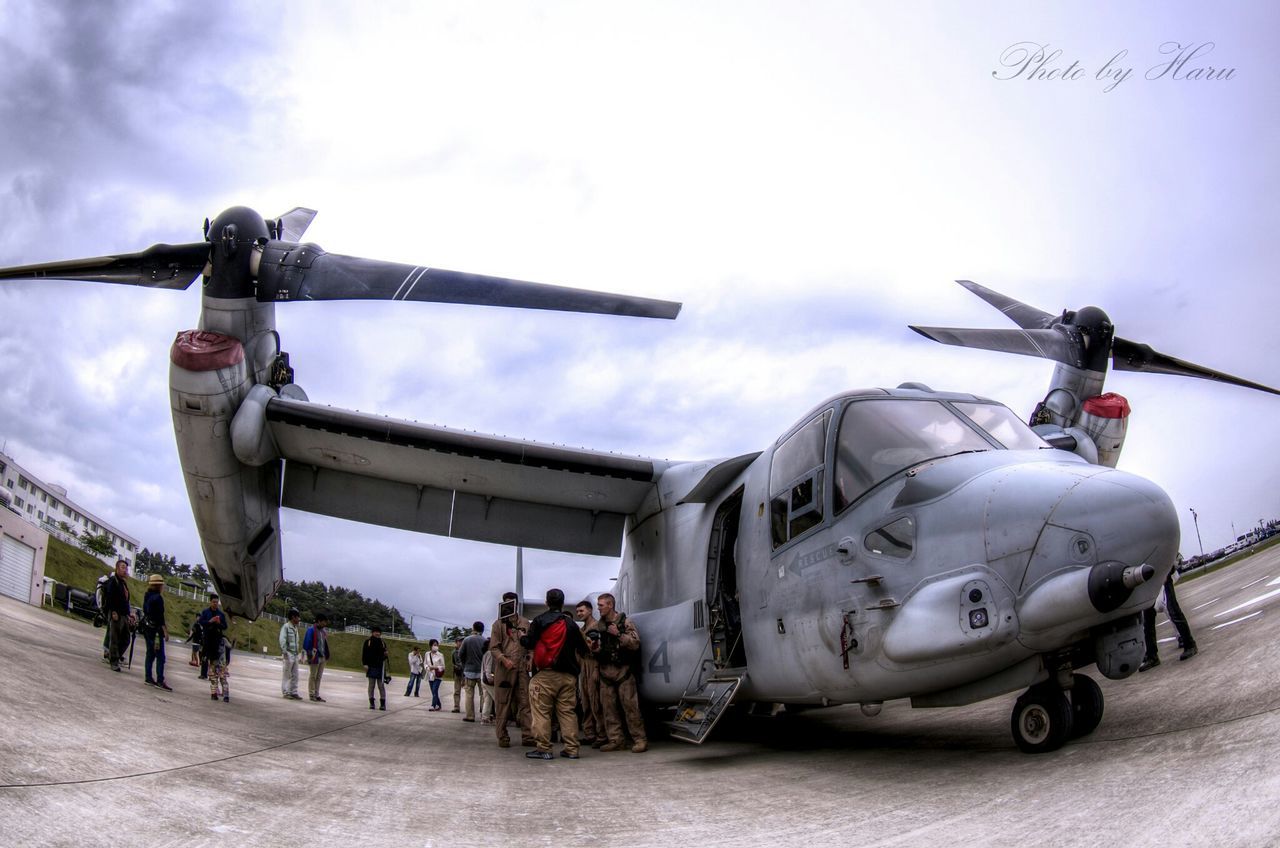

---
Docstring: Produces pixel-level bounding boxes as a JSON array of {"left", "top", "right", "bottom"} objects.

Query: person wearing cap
[
  {"left": 279, "top": 608, "right": 304, "bottom": 700},
  {"left": 141, "top": 574, "right": 171, "bottom": 691}
]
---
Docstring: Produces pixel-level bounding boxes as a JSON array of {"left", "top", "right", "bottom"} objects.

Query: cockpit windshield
[
  {"left": 834, "top": 399, "right": 1046, "bottom": 510},
  {"left": 952, "top": 402, "right": 1048, "bottom": 451}
]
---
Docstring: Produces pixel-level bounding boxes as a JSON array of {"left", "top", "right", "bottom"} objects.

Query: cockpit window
[
  {"left": 834, "top": 399, "right": 994, "bottom": 510},
  {"left": 953, "top": 402, "right": 1048, "bottom": 451}
]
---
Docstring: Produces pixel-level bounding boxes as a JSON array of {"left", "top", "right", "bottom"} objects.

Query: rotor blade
[
  {"left": 909, "top": 325, "right": 1084, "bottom": 367},
  {"left": 1112, "top": 336, "right": 1280, "bottom": 396},
  {"left": 256, "top": 245, "right": 682, "bottom": 319},
  {"left": 274, "top": 207, "right": 318, "bottom": 243},
  {"left": 955, "top": 280, "right": 1057, "bottom": 330},
  {"left": 0, "top": 242, "right": 208, "bottom": 290}
]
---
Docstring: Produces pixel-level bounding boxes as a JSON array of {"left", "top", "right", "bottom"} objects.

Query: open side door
[{"left": 666, "top": 670, "right": 746, "bottom": 744}]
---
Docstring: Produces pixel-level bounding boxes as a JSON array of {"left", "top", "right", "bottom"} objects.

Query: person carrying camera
[
  {"left": 489, "top": 591, "right": 532, "bottom": 748},
  {"left": 574, "top": 599, "right": 604, "bottom": 746},
  {"left": 589, "top": 592, "right": 647, "bottom": 753}
]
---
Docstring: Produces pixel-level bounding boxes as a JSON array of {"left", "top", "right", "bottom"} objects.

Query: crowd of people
[
  {"left": 98, "top": 560, "right": 650, "bottom": 761},
  {"left": 442, "top": 588, "right": 649, "bottom": 759}
]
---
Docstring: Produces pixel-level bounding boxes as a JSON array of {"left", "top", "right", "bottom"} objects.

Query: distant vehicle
[{"left": 51, "top": 583, "right": 98, "bottom": 620}]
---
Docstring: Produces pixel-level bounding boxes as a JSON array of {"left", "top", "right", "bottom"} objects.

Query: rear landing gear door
[{"left": 666, "top": 672, "right": 746, "bottom": 744}]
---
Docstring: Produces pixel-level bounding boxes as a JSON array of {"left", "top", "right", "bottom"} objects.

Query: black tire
[
  {"left": 1010, "top": 683, "right": 1074, "bottom": 753},
  {"left": 1069, "top": 674, "right": 1104, "bottom": 738}
]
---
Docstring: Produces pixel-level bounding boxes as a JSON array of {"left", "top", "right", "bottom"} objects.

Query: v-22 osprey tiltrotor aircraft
[{"left": 3, "top": 206, "right": 1276, "bottom": 753}]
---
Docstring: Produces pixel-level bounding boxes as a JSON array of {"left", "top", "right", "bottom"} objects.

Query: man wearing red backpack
[{"left": 519, "top": 588, "right": 589, "bottom": 760}]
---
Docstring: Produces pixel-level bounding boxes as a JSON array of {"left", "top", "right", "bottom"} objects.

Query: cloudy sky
[{"left": 1, "top": 1, "right": 1276, "bottom": 637}]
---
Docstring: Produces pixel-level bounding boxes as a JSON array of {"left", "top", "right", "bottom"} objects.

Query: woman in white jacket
[{"left": 426, "top": 639, "right": 447, "bottom": 711}]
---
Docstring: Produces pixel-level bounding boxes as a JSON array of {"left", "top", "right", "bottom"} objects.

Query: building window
[{"left": 14, "top": 497, "right": 23, "bottom": 508}]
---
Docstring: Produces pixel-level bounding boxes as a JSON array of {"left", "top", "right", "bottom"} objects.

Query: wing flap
[{"left": 267, "top": 397, "right": 663, "bottom": 555}]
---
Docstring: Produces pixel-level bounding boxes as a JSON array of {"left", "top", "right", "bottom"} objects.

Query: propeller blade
[
  {"left": 955, "top": 279, "right": 1056, "bottom": 330},
  {"left": 909, "top": 325, "right": 1084, "bottom": 367},
  {"left": 0, "top": 242, "right": 208, "bottom": 290},
  {"left": 1112, "top": 336, "right": 1280, "bottom": 396},
  {"left": 274, "top": 207, "right": 318, "bottom": 243},
  {"left": 256, "top": 245, "right": 682, "bottom": 319}
]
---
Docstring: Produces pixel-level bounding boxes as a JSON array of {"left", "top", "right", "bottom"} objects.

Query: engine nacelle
[{"left": 170, "top": 330, "right": 282, "bottom": 619}]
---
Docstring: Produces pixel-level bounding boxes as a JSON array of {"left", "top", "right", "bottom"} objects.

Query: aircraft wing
[{"left": 263, "top": 396, "right": 668, "bottom": 557}]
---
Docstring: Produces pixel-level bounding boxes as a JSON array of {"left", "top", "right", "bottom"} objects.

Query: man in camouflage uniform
[
  {"left": 590, "top": 592, "right": 647, "bottom": 753},
  {"left": 574, "top": 599, "right": 604, "bottom": 745},
  {"left": 490, "top": 591, "right": 533, "bottom": 748}
]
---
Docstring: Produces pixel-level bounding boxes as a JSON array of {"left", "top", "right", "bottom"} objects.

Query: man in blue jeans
[
  {"left": 141, "top": 574, "right": 172, "bottom": 690},
  {"left": 405, "top": 646, "right": 425, "bottom": 697}
]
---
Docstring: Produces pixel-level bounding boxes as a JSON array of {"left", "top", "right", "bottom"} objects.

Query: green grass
[{"left": 41, "top": 537, "right": 445, "bottom": 673}]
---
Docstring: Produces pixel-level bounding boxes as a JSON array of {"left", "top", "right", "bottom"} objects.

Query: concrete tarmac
[{"left": 3, "top": 547, "right": 1280, "bottom": 847}]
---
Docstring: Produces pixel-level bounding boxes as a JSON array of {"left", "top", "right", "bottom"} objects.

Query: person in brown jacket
[
  {"left": 590, "top": 592, "right": 647, "bottom": 753},
  {"left": 490, "top": 591, "right": 533, "bottom": 748},
  {"left": 574, "top": 599, "right": 604, "bottom": 745}
]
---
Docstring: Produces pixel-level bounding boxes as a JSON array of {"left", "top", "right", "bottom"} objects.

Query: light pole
[{"left": 1189, "top": 507, "right": 1204, "bottom": 557}]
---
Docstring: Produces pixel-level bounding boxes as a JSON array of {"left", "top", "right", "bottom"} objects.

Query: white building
[{"left": 0, "top": 450, "right": 139, "bottom": 567}]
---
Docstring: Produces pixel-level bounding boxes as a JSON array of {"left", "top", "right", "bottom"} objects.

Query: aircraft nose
[{"left": 1029, "top": 467, "right": 1180, "bottom": 590}]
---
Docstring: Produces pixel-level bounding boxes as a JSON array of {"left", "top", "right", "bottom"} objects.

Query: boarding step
[{"left": 666, "top": 670, "right": 746, "bottom": 744}]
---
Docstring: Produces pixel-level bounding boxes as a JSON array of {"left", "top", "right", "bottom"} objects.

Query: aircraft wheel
[
  {"left": 1010, "top": 683, "right": 1073, "bottom": 754},
  {"left": 1069, "top": 674, "right": 1104, "bottom": 738}
]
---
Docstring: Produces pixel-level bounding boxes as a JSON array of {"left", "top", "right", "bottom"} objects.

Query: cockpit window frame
[{"left": 768, "top": 409, "right": 833, "bottom": 552}]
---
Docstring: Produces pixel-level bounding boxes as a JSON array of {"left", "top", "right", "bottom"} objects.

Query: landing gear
[
  {"left": 1068, "top": 674, "right": 1104, "bottom": 739},
  {"left": 1009, "top": 673, "right": 1106, "bottom": 752},
  {"left": 1010, "top": 683, "right": 1073, "bottom": 753}
]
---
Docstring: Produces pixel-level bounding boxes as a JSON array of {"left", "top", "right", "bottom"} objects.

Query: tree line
[
  {"left": 263, "top": 578, "right": 411, "bottom": 634},
  {"left": 130, "top": 546, "right": 413, "bottom": 636},
  {"left": 131, "top": 547, "right": 212, "bottom": 585}
]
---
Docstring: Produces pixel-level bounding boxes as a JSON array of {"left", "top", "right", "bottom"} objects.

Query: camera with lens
[{"left": 586, "top": 629, "right": 602, "bottom": 644}]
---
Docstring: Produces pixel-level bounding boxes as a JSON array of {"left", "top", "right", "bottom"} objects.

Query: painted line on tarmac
[
  {"left": 1214, "top": 586, "right": 1280, "bottom": 619},
  {"left": 0, "top": 701, "right": 433, "bottom": 790},
  {"left": 1211, "top": 611, "right": 1263, "bottom": 631},
  {"left": 1190, "top": 597, "right": 1220, "bottom": 612},
  {"left": 1240, "top": 576, "right": 1271, "bottom": 590}
]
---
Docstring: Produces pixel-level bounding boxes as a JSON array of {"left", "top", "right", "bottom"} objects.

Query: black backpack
[{"left": 202, "top": 619, "right": 225, "bottom": 660}]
